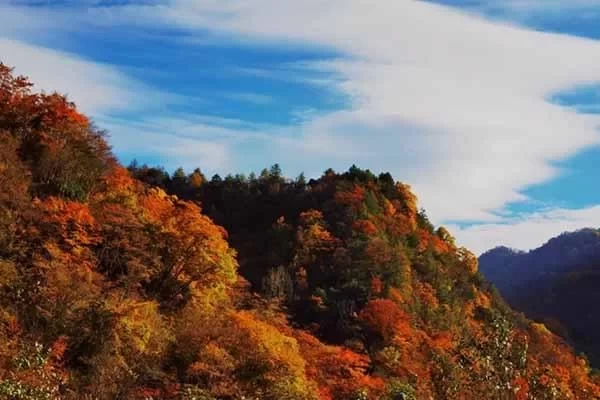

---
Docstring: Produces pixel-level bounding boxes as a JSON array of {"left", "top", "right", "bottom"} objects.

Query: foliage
[{"left": 2, "top": 64, "right": 600, "bottom": 399}]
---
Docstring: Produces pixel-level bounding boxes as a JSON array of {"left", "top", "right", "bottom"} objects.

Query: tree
[
  {"left": 142, "top": 191, "right": 238, "bottom": 308},
  {"left": 296, "top": 172, "right": 307, "bottom": 188},
  {"left": 359, "top": 299, "right": 407, "bottom": 343},
  {"left": 269, "top": 163, "right": 282, "bottom": 179},
  {"left": 189, "top": 168, "right": 205, "bottom": 188}
]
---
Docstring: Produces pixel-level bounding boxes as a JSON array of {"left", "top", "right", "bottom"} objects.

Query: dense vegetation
[
  {"left": 480, "top": 229, "right": 600, "bottom": 368},
  {"left": 1, "top": 64, "right": 599, "bottom": 399}
]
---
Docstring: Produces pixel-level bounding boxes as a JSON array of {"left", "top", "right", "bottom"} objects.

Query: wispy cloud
[
  {"left": 99, "top": 115, "right": 233, "bottom": 173},
  {"left": 110, "top": 0, "right": 600, "bottom": 224},
  {"left": 97, "top": 113, "right": 278, "bottom": 173},
  {"left": 7, "top": 0, "right": 600, "bottom": 252},
  {"left": 0, "top": 4, "right": 73, "bottom": 41},
  {"left": 0, "top": 38, "right": 146, "bottom": 115},
  {"left": 449, "top": 205, "right": 600, "bottom": 255}
]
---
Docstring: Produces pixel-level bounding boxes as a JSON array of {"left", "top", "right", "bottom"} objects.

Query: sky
[{"left": 3, "top": 0, "right": 600, "bottom": 254}]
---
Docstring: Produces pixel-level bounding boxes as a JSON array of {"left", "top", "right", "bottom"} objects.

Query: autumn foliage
[{"left": 1, "top": 64, "right": 600, "bottom": 399}]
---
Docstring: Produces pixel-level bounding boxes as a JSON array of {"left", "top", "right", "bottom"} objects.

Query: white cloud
[
  {"left": 0, "top": 38, "right": 147, "bottom": 115},
  {"left": 97, "top": 114, "right": 276, "bottom": 174},
  {"left": 449, "top": 206, "right": 600, "bottom": 255},
  {"left": 8, "top": 0, "right": 600, "bottom": 252},
  {"left": 119, "top": 0, "right": 600, "bottom": 223},
  {"left": 0, "top": 4, "right": 70, "bottom": 40},
  {"left": 0, "top": 3, "right": 180, "bottom": 116},
  {"left": 0, "top": 3, "right": 199, "bottom": 164}
]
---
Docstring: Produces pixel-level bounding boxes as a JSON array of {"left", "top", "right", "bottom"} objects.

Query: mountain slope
[
  {"left": 480, "top": 229, "right": 600, "bottom": 367},
  {"left": 132, "top": 163, "right": 600, "bottom": 398},
  {"left": 1, "top": 63, "right": 599, "bottom": 399}
]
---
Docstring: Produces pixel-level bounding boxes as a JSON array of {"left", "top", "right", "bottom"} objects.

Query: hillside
[
  {"left": 480, "top": 229, "right": 600, "bottom": 367},
  {"left": 1, "top": 63, "right": 599, "bottom": 399}
]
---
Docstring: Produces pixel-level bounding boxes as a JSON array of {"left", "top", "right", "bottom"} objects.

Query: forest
[{"left": 1, "top": 63, "right": 600, "bottom": 399}]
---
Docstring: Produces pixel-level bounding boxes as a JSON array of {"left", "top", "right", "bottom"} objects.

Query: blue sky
[{"left": 3, "top": 0, "right": 600, "bottom": 253}]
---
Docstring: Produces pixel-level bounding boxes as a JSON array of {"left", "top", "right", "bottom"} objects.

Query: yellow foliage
[
  {"left": 112, "top": 298, "right": 172, "bottom": 358},
  {"left": 230, "top": 311, "right": 317, "bottom": 399},
  {"left": 0, "top": 260, "right": 16, "bottom": 286},
  {"left": 531, "top": 322, "right": 552, "bottom": 336}
]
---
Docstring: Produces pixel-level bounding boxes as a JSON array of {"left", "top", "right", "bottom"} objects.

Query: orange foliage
[
  {"left": 415, "top": 282, "right": 440, "bottom": 310},
  {"left": 431, "top": 331, "right": 455, "bottom": 352},
  {"left": 382, "top": 199, "right": 397, "bottom": 216},
  {"left": 395, "top": 183, "right": 418, "bottom": 220},
  {"left": 371, "top": 276, "right": 384, "bottom": 295},
  {"left": 36, "top": 197, "right": 99, "bottom": 248},
  {"left": 40, "top": 93, "right": 89, "bottom": 128},
  {"left": 388, "top": 287, "right": 406, "bottom": 305},
  {"left": 416, "top": 229, "right": 431, "bottom": 252},
  {"left": 95, "top": 165, "right": 139, "bottom": 199},
  {"left": 457, "top": 247, "right": 479, "bottom": 274},
  {"left": 430, "top": 234, "right": 451, "bottom": 253},
  {"left": 353, "top": 219, "right": 378, "bottom": 235},
  {"left": 360, "top": 299, "right": 407, "bottom": 342},
  {"left": 297, "top": 209, "right": 338, "bottom": 255},
  {"left": 387, "top": 212, "right": 415, "bottom": 237},
  {"left": 49, "top": 336, "right": 68, "bottom": 363},
  {"left": 335, "top": 185, "right": 366, "bottom": 211},
  {"left": 513, "top": 376, "right": 529, "bottom": 400},
  {"left": 299, "top": 209, "right": 326, "bottom": 226},
  {"left": 294, "top": 330, "right": 384, "bottom": 399}
]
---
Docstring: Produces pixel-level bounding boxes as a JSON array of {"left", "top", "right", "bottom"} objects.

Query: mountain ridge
[{"left": 480, "top": 228, "right": 600, "bottom": 367}]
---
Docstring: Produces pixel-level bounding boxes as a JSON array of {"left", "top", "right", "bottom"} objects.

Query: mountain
[
  {"left": 1, "top": 63, "right": 600, "bottom": 399},
  {"left": 480, "top": 229, "right": 600, "bottom": 366}
]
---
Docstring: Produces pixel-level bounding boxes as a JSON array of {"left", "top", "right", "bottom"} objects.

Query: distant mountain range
[{"left": 480, "top": 228, "right": 600, "bottom": 366}]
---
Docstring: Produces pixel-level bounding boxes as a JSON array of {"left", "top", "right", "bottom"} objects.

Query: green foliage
[
  {"left": 384, "top": 379, "right": 417, "bottom": 400},
  {"left": 351, "top": 388, "right": 369, "bottom": 400},
  {"left": 177, "top": 386, "right": 216, "bottom": 400},
  {"left": 364, "top": 190, "right": 381, "bottom": 214},
  {"left": 0, "top": 380, "right": 54, "bottom": 400},
  {"left": 35, "top": 133, "right": 109, "bottom": 201},
  {"left": 416, "top": 208, "right": 434, "bottom": 233},
  {"left": 0, "top": 342, "right": 62, "bottom": 400},
  {"left": 13, "top": 342, "right": 47, "bottom": 371}
]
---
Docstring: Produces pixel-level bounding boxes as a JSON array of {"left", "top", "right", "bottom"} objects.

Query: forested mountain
[
  {"left": 480, "top": 229, "right": 600, "bottom": 367},
  {"left": 1, "top": 63, "right": 599, "bottom": 399}
]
